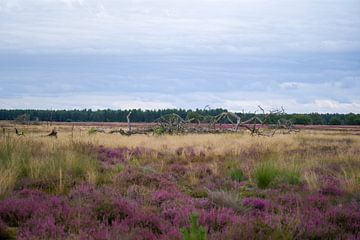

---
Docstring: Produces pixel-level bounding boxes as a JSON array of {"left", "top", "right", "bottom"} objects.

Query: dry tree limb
[
  {"left": 105, "top": 106, "right": 298, "bottom": 136},
  {"left": 127, "top": 111, "right": 132, "bottom": 132},
  {"left": 109, "top": 128, "right": 153, "bottom": 136},
  {"left": 15, "top": 128, "right": 25, "bottom": 136},
  {"left": 47, "top": 128, "right": 58, "bottom": 138}
]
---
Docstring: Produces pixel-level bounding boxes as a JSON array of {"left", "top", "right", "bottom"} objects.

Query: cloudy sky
[{"left": 0, "top": 0, "right": 359, "bottom": 113}]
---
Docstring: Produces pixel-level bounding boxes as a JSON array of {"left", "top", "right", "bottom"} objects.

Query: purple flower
[{"left": 243, "top": 198, "right": 271, "bottom": 211}]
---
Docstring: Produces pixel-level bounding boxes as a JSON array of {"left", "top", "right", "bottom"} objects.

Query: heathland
[{"left": 0, "top": 123, "right": 359, "bottom": 239}]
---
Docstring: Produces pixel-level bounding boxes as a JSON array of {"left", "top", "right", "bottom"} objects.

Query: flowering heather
[
  {"left": 1, "top": 131, "right": 360, "bottom": 240},
  {"left": 97, "top": 146, "right": 152, "bottom": 167},
  {"left": 242, "top": 197, "right": 271, "bottom": 211},
  {"left": 319, "top": 176, "right": 344, "bottom": 196}
]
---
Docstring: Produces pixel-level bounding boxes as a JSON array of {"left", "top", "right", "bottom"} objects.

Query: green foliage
[
  {"left": 181, "top": 214, "right": 207, "bottom": 240},
  {"left": 230, "top": 169, "right": 244, "bottom": 182},
  {"left": 329, "top": 117, "right": 342, "bottom": 125},
  {"left": 153, "top": 126, "right": 166, "bottom": 135},
  {"left": 345, "top": 113, "right": 360, "bottom": 125},
  {"left": 281, "top": 168, "right": 301, "bottom": 185},
  {"left": 0, "top": 226, "right": 17, "bottom": 240},
  {"left": 2, "top": 109, "right": 359, "bottom": 125},
  {"left": 88, "top": 127, "right": 98, "bottom": 134},
  {"left": 191, "top": 188, "right": 208, "bottom": 198},
  {"left": 290, "top": 114, "right": 313, "bottom": 125},
  {"left": 254, "top": 162, "right": 280, "bottom": 189}
]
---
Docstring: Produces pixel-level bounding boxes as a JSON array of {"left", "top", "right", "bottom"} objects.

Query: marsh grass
[
  {"left": 1, "top": 123, "right": 360, "bottom": 196},
  {"left": 0, "top": 136, "right": 100, "bottom": 195},
  {"left": 254, "top": 162, "right": 280, "bottom": 189},
  {"left": 230, "top": 168, "right": 245, "bottom": 182}
]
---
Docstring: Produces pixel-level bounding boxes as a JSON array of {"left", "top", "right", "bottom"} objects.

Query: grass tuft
[
  {"left": 254, "top": 162, "right": 280, "bottom": 189},
  {"left": 230, "top": 169, "right": 245, "bottom": 182}
]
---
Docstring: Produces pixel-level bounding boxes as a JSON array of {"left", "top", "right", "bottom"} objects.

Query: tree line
[{"left": 0, "top": 109, "right": 359, "bottom": 125}]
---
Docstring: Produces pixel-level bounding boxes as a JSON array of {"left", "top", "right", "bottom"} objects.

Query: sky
[{"left": 0, "top": 0, "right": 359, "bottom": 113}]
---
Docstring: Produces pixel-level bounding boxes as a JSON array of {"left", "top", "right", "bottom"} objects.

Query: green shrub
[
  {"left": 181, "top": 214, "right": 207, "bottom": 240},
  {"left": 254, "top": 162, "right": 279, "bottom": 189},
  {"left": 153, "top": 126, "right": 166, "bottom": 135},
  {"left": 88, "top": 127, "right": 98, "bottom": 135},
  {"left": 230, "top": 169, "right": 244, "bottom": 182}
]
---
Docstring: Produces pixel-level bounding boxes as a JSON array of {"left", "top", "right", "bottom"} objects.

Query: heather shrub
[
  {"left": 319, "top": 176, "right": 343, "bottom": 196},
  {"left": 162, "top": 206, "right": 194, "bottom": 227},
  {"left": 18, "top": 216, "right": 66, "bottom": 240},
  {"left": 242, "top": 197, "right": 271, "bottom": 211},
  {"left": 297, "top": 209, "right": 339, "bottom": 239},
  {"left": 95, "top": 200, "right": 118, "bottom": 225},
  {"left": 327, "top": 204, "right": 360, "bottom": 234},
  {"left": 199, "top": 208, "right": 239, "bottom": 233},
  {"left": 254, "top": 162, "right": 280, "bottom": 189},
  {"left": 307, "top": 193, "right": 330, "bottom": 212},
  {"left": 117, "top": 168, "right": 168, "bottom": 190},
  {"left": 0, "top": 189, "right": 47, "bottom": 227},
  {"left": 181, "top": 214, "right": 207, "bottom": 240}
]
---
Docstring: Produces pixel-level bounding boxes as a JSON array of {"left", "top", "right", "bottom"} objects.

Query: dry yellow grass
[{"left": 1, "top": 123, "right": 360, "bottom": 196}]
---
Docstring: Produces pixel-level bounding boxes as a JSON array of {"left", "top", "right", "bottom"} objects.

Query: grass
[
  {"left": 230, "top": 168, "right": 245, "bottom": 182},
  {"left": 0, "top": 136, "right": 99, "bottom": 195},
  {"left": 0, "top": 123, "right": 359, "bottom": 239},
  {"left": 254, "top": 162, "right": 280, "bottom": 189},
  {"left": 181, "top": 214, "right": 207, "bottom": 240}
]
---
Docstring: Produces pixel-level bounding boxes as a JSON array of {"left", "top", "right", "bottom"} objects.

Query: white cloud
[
  {"left": 1, "top": 91, "right": 359, "bottom": 113},
  {"left": 0, "top": 0, "right": 359, "bottom": 55},
  {"left": 0, "top": 94, "right": 175, "bottom": 110},
  {"left": 0, "top": 0, "right": 359, "bottom": 113},
  {"left": 279, "top": 82, "right": 305, "bottom": 90}
]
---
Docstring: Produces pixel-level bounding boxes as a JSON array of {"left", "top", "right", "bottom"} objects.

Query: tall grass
[
  {"left": 254, "top": 162, "right": 280, "bottom": 189},
  {"left": 0, "top": 136, "right": 100, "bottom": 196},
  {"left": 1, "top": 123, "right": 360, "bottom": 195}
]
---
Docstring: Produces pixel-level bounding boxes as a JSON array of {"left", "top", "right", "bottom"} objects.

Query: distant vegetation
[{"left": 0, "top": 109, "right": 360, "bottom": 125}]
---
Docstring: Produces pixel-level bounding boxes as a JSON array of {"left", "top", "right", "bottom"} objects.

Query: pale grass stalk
[
  {"left": 59, "top": 167, "right": 63, "bottom": 193},
  {"left": 86, "top": 169, "right": 97, "bottom": 185},
  {"left": 341, "top": 168, "right": 360, "bottom": 194},
  {"left": 188, "top": 162, "right": 199, "bottom": 186},
  {"left": 304, "top": 170, "right": 319, "bottom": 191},
  {"left": 0, "top": 168, "right": 17, "bottom": 196}
]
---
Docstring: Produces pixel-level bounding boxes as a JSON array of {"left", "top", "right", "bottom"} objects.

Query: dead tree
[
  {"left": 47, "top": 128, "right": 58, "bottom": 138},
  {"left": 274, "top": 119, "right": 299, "bottom": 134},
  {"left": 105, "top": 106, "right": 297, "bottom": 136},
  {"left": 155, "top": 113, "right": 189, "bottom": 134},
  {"left": 109, "top": 128, "right": 153, "bottom": 136},
  {"left": 127, "top": 111, "right": 132, "bottom": 132},
  {"left": 15, "top": 128, "right": 25, "bottom": 136}
]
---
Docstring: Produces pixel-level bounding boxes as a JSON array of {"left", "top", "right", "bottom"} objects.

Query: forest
[{"left": 0, "top": 109, "right": 360, "bottom": 125}]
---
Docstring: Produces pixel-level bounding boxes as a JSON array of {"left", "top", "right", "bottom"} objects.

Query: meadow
[{"left": 0, "top": 123, "right": 359, "bottom": 239}]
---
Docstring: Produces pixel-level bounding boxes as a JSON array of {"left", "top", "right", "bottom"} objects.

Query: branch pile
[{"left": 109, "top": 106, "right": 298, "bottom": 136}]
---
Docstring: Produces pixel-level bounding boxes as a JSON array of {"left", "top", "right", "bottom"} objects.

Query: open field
[{"left": 1, "top": 123, "right": 360, "bottom": 239}]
